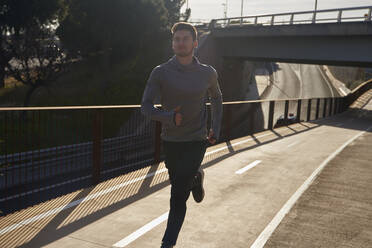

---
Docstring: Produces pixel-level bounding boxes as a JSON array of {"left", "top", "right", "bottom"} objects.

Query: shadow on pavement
[
  {"left": 202, "top": 122, "right": 322, "bottom": 171},
  {"left": 13, "top": 163, "right": 169, "bottom": 248},
  {"left": 310, "top": 109, "right": 372, "bottom": 133}
]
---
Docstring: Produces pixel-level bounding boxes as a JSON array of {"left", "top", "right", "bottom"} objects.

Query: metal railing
[
  {"left": 188, "top": 18, "right": 211, "bottom": 25},
  {"left": 210, "top": 5, "right": 372, "bottom": 28},
  {"left": 0, "top": 97, "right": 347, "bottom": 214}
]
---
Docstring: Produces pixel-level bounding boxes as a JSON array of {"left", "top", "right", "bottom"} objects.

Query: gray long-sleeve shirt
[{"left": 141, "top": 55, "right": 223, "bottom": 142}]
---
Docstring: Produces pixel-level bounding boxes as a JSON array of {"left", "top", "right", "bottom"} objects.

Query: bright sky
[{"left": 183, "top": 0, "right": 372, "bottom": 21}]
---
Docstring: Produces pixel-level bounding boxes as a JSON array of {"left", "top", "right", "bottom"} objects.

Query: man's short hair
[{"left": 171, "top": 22, "right": 198, "bottom": 41}]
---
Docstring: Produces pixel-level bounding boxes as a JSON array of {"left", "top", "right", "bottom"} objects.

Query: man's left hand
[{"left": 207, "top": 129, "right": 216, "bottom": 145}]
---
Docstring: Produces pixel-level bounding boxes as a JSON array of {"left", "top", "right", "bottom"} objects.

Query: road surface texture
[
  {"left": 259, "top": 63, "right": 349, "bottom": 100},
  {"left": 0, "top": 91, "right": 371, "bottom": 248}
]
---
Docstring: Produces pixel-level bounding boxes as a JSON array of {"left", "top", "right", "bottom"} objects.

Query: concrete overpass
[
  {"left": 211, "top": 22, "right": 372, "bottom": 67},
  {"left": 198, "top": 6, "right": 372, "bottom": 67},
  {"left": 196, "top": 6, "right": 371, "bottom": 103}
]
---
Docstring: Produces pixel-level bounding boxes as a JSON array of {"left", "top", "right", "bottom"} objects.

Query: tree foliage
[
  {"left": 1, "top": 0, "right": 191, "bottom": 105},
  {"left": 57, "top": 0, "right": 168, "bottom": 59},
  {"left": 1, "top": 0, "right": 66, "bottom": 32},
  {"left": 7, "top": 25, "right": 70, "bottom": 107},
  {"left": 56, "top": 0, "right": 173, "bottom": 93},
  {"left": 1, "top": 0, "right": 67, "bottom": 91},
  {"left": 164, "top": 0, "right": 190, "bottom": 27}
]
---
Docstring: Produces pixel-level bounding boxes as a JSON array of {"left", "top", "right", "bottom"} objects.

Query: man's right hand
[{"left": 173, "top": 106, "right": 182, "bottom": 126}]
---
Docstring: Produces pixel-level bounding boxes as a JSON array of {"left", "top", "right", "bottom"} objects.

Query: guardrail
[
  {"left": 346, "top": 79, "right": 372, "bottom": 107},
  {"left": 210, "top": 5, "right": 372, "bottom": 28},
  {"left": 0, "top": 97, "right": 347, "bottom": 214}
]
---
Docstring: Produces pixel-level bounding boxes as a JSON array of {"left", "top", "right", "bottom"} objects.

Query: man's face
[{"left": 172, "top": 30, "right": 198, "bottom": 57}]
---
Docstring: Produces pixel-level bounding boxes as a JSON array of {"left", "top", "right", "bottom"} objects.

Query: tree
[
  {"left": 0, "top": 0, "right": 67, "bottom": 90},
  {"left": 58, "top": 1, "right": 168, "bottom": 62},
  {"left": 7, "top": 25, "right": 70, "bottom": 107},
  {"left": 164, "top": 0, "right": 191, "bottom": 27},
  {"left": 56, "top": 0, "right": 170, "bottom": 93}
]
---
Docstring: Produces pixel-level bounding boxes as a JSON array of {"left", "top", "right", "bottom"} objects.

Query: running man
[{"left": 141, "top": 22, "right": 223, "bottom": 248}]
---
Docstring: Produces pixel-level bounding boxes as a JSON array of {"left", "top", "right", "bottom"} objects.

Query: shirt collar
[{"left": 170, "top": 55, "right": 200, "bottom": 72}]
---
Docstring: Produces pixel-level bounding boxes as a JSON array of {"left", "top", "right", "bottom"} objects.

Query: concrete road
[
  {"left": 0, "top": 97, "right": 371, "bottom": 248},
  {"left": 261, "top": 63, "right": 344, "bottom": 100}
]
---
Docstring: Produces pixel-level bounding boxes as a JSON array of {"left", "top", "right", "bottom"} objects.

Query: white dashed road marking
[
  {"left": 113, "top": 211, "right": 169, "bottom": 247},
  {"left": 287, "top": 141, "right": 300, "bottom": 148},
  {"left": 235, "top": 160, "right": 262, "bottom": 175}
]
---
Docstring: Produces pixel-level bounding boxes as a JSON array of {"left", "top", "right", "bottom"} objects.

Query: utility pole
[
  {"left": 222, "top": 0, "right": 228, "bottom": 19},
  {"left": 222, "top": 0, "right": 228, "bottom": 25},
  {"left": 240, "top": 0, "right": 244, "bottom": 25},
  {"left": 313, "top": 0, "right": 318, "bottom": 23},
  {"left": 241, "top": 0, "right": 244, "bottom": 17}
]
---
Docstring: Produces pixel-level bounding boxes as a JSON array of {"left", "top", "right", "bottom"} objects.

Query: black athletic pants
[{"left": 161, "top": 139, "right": 207, "bottom": 246}]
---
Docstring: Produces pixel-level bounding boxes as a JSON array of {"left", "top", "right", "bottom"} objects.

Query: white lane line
[
  {"left": 287, "top": 141, "right": 300, "bottom": 148},
  {"left": 250, "top": 124, "right": 372, "bottom": 248},
  {"left": 0, "top": 168, "right": 168, "bottom": 236},
  {"left": 235, "top": 160, "right": 262, "bottom": 175},
  {"left": 335, "top": 123, "right": 343, "bottom": 127},
  {"left": 113, "top": 211, "right": 169, "bottom": 247}
]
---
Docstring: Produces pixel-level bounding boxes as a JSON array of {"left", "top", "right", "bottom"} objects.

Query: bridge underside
[{"left": 211, "top": 22, "right": 372, "bottom": 67}]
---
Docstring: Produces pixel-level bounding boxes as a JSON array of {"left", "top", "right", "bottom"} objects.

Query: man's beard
[{"left": 175, "top": 47, "right": 194, "bottom": 57}]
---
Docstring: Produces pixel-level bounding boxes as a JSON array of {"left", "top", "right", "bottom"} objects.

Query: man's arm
[
  {"left": 208, "top": 66, "right": 223, "bottom": 141},
  {"left": 141, "top": 66, "right": 176, "bottom": 126}
]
